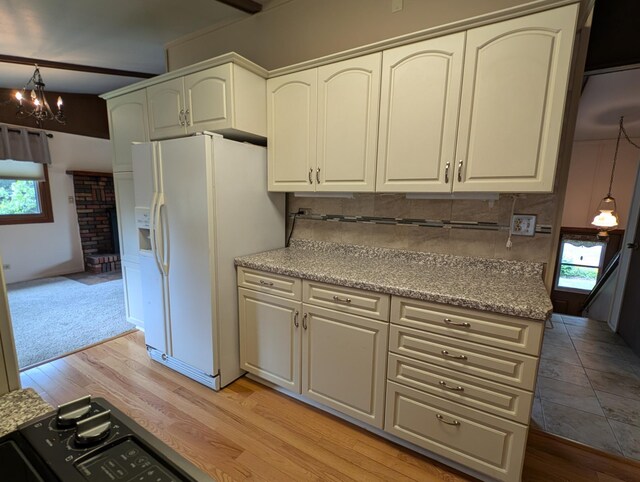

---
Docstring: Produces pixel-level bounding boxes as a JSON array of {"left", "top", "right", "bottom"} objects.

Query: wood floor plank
[{"left": 18, "top": 332, "right": 640, "bottom": 482}]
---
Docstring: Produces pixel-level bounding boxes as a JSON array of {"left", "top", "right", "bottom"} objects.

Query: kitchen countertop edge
[{"left": 235, "top": 242, "right": 553, "bottom": 321}]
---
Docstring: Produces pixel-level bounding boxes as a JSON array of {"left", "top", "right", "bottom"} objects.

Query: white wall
[
  {"left": 166, "top": 0, "right": 543, "bottom": 71},
  {"left": 0, "top": 130, "right": 112, "bottom": 284},
  {"left": 562, "top": 137, "right": 640, "bottom": 229}
]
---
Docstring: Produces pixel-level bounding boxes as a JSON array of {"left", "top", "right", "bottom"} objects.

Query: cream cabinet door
[
  {"left": 238, "top": 288, "right": 302, "bottom": 393},
  {"left": 454, "top": 4, "right": 578, "bottom": 193},
  {"left": 113, "top": 172, "right": 138, "bottom": 264},
  {"left": 147, "top": 77, "right": 186, "bottom": 140},
  {"left": 184, "top": 64, "right": 232, "bottom": 134},
  {"left": 267, "top": 70, "right": 317, "bottom": 192},
  {"left": 302, "top": 305, "right": 388, "bottom": 428},
  {"left": 107, "top": 90, "right": 149, "bottom": 173},
  {"left": 316, "top": 53, "right": 381, "bottom": 192},
  {"left": 376, "top": 34, "right": 465, "bottom": 192}
]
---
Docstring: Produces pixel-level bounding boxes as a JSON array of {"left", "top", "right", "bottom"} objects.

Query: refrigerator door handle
[
  {"left": 158, "top": 201, "right": 170, "bottom": 275},
  {"left": 154, "top": 193, "right": 168, "bottom": 276}
]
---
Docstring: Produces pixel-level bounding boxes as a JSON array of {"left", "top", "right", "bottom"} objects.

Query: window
[
  {"left": 0, "top": 165, "right": 53, "bottom": 225},
  {"left": 555, "top": 235, "right": 607, "bottom": 292}
]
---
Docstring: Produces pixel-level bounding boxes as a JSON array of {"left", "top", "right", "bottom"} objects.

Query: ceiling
[
  {"left": 0, "top": 0, "right": 258, "bottom": 95},
  {"left": 574, "top": 68, "right": 640, "bottom": 140},
  {"left": 0, "top": 0, "right": 638, "bottom": 141}
]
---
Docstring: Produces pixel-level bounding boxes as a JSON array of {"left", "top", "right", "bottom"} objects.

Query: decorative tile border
[{"left": 291, "top": 212, "right": 552, "bottom": 234}]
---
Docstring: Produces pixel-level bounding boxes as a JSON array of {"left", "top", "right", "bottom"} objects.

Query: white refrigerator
[{"left": 132, "top": 133, "right": 284, "bottom": 390}]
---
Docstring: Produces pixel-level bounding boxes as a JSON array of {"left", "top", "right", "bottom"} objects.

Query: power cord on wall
[
  {"left": 506, "top": 195, "right": 518, "bottom": 250},
  {"left": 286, "top": 209, "right": 305, "bottom": 247}
]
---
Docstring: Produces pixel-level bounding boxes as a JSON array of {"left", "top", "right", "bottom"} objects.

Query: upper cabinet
[
  {"left": 267, "top": 70, "right": 318, "bottom": 192},
  {"left": 147, "top": 63, "right": 266, "bottom": 141},
  {"left": 454, "top": 4, "right": 578, "bottom": 193},
  {"left": 107, "top": 89, "right": 149, "bottom": 173},
  {"left": 268, "top": 4, "right": 578, "bottom": 194},
  {"left": 268, "top": 53, "right": 381, "bottom": 192},
  {"left": 376, "top": 33, "right": 465, "bottom": 193}
]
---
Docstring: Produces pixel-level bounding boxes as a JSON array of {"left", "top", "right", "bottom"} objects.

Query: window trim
[
  {"left": 554, "top": 234, "right": 607, "bottom": 294},
  {"left": 0, "top": 164, "right": 54, "bottom": 225}
]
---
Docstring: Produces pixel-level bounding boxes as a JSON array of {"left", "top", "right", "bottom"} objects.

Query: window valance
[{"left": 0, "top": 124, "right": 51, "bottom": 165}]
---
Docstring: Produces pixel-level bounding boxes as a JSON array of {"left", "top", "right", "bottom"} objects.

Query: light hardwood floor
[{"left": 20, "top": 332, "right": 640, "bottom": 482}]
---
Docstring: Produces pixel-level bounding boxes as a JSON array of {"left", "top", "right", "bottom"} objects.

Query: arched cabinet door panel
[
  {"left": 454, "top": 4, "right": 579, "bottom": 193},
  {"left": 316, "top": 53, "right": 381, "bottom": 192},
  {"left": 376, "top": 33, "right": 465, "bottom": 193},
  {"left": 267, "top": 70, "right": 318, "bottom": 192}
]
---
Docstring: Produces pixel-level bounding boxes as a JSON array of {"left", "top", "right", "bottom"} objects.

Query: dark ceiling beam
[
  {"left": 216, "top": 0, "right": 262, "bottom": 14},
  {"left": 0, "top": 54, "right": 155, "bottom": 79}
]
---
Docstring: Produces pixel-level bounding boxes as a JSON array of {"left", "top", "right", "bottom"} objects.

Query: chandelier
[{"left": 14, "top": 65, "right": 65, "bottom": 127}]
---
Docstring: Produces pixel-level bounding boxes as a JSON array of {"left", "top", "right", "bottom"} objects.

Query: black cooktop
[{"left": 0, "top": 396, "right": 215, "bottom": 482}]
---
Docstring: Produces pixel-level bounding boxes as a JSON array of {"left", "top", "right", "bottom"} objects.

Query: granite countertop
[
  {"left": 0, "top": 388, "right": 53, "bottom": 437},
  {"left": 235, "top": 240, "right": 553, "bottom": 321}
]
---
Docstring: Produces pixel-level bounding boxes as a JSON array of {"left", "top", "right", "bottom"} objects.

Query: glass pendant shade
[{"left": 591, "top": 195, "right": 619, "bottom": 236}]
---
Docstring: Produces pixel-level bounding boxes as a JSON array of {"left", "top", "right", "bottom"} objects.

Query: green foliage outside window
[
  {"left": 559, "top": 264, "right": 597, "bottom": 280},
  {"left": 0, "top": 179, "right": 40, "bottom": 215}
]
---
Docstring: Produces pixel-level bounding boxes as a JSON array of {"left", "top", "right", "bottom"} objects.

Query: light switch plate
[{"left": 510, "top": 214, "right": 536, "bottom": 236}]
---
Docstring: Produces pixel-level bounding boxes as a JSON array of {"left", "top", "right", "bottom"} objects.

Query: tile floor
[{"left": 532, "top": 313, "right": 640, "bottom": 461}]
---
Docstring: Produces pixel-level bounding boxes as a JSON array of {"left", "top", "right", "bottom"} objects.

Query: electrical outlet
[
  {"left": 2, "top": 264, "right": 10, "bottom": 270},
  {"left": 510, "top": 215, "right": 536, "bottom": 236},
  {"left": 391, "top": 0, "right": 403, "bottom": 12}
]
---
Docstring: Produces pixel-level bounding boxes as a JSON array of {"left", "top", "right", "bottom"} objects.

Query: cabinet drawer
[
  {"left": 385, "top": 381, "right": 527, "bottom": 482},
  {"left": 388, "top": 353, "right": 533, "bottom": 424},
  {"left": 237, "top": 267, "right": 301, "bottom": 300},
  {"left": 303, "top": 280, "right": 390, "bottom": 321},
  {"left": 392, "top": 297, "right": 544, "bottom": 356},
  {"left": 389, "top": 324, "right": 538, "bottom": 390}
]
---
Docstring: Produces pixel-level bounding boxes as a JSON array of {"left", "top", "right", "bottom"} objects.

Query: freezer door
[
  {"left": 157, "top": 136, "right": 216, "bottom": 375},
  {"left": 139, "top": 253, "right": 168, "bottom": 354}
]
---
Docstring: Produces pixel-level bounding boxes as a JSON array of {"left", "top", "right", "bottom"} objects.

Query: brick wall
[{"left": 70, "top": 172, "right": 118, "bottom": 270}]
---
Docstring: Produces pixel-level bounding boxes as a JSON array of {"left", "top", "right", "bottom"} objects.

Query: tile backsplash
[{"left": 287, "top": 193, "right": 557, "bottom": 264}]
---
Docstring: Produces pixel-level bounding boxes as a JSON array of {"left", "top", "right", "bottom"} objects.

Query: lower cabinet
[
  {"left": 238, "top": 277, "right": 389, "bottom": 428},
  {"left": 385, "top": 381, "right": 527, "bottom": 482},
  {"left": 237, "top": 268, "right": 542, "bottom": 481},
  {"left": 238, "top": 288, "right": 301, "bottom": 392}
]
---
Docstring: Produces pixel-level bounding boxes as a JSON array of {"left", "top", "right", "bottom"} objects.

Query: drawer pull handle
[
  {"left": 441, "top": 350, "right": 467, "bottom": 360},
  {"left": 436, "top": 414, "right": 460, "bottom": 426},
  {"left": 302, "top": 313, "right": 308, "bottom": 330},
  {"left": 293, "top": 310, "right": 299, "bottom": 328},
  {"left": 444, "top": 318, "right": 471, "bottom": 328},
  {"left": 259, "top": 280, "right": 274, "bottom": 286},
  {"left": 439, "top": 381, "right": 464, "bottom": 391},
  {"left": 332, "top": 295, "right": 352, "bottom": 303}
]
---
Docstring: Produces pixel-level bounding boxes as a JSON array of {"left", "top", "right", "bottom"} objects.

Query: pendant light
[{"left": 591, "top": 116, "right": 625, "bottom": 238}]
